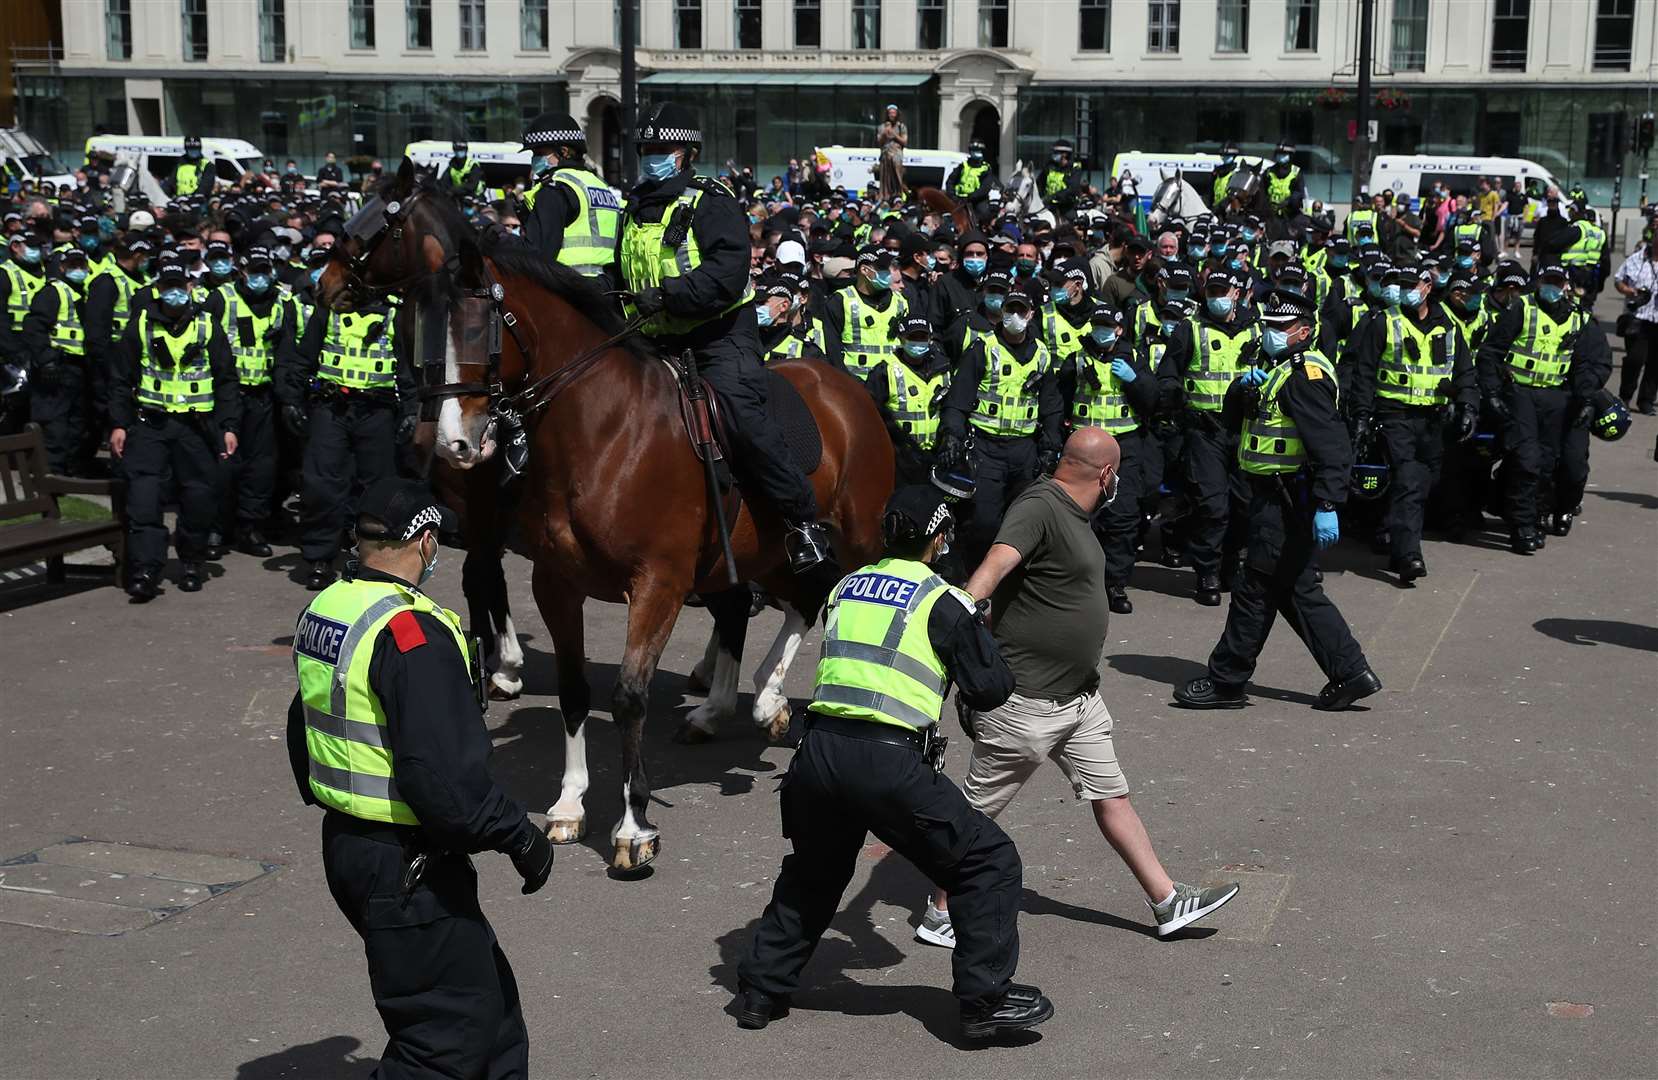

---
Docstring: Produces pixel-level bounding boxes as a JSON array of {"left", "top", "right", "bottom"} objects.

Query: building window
[
  {"left": 1490, "top": 0, "right": 1528, "bottom": 71},
  {"left": 105, "top": 0, "right": 132, "bottom": 60},
  {"left": 459, "top": 0, "right": 486, "bottom": 50},
  {"left": 407, "top": 0, "right": 432, "bottom": 49},
  {"left": 916, "top": 0, "right": 945, "bottom": 49},
  {"left": 794, "top": 0, "right": 820, "bottom": 47},
  {"left": 1147, "top": 0, "right": 1179, "bottom": 52},
  {"left": 1390, "top": 0, "right": 1427, "bottom": 71},
  {"left": 259, "top": 0, "right": 286, "bottom": 62},
  {"left": 1594, "top": 0, "right": 1633, "bottom": 71},
  {"left": 349, "top": 0, "right": 375, "bottom": 48},
  {"left": 735, "top": 0, "right": 761, "bottom": 48},
  {"left": 521, "top": 0, "right": 548, "bottom": 49},
  {"left": 181, "top": 0, "right": 208, "bottom": 61},
  {"left": 852, "top": 0, "right": 881, "bottom": 49},
  {"left": 1284, "top": 0, "right": 1316, "bottom": 51},
  {"left": 1216, "top": 0, "right": 1247, "bottom": 51},
  {"left": 978, "top": 0, "right": 1008, "bottom": 48},
  {"left": 1079, "top": 0, "right": 1110, "bottom": 51},
  {"left": 674, "top": 0, "right": 702, "bottom": 47}
]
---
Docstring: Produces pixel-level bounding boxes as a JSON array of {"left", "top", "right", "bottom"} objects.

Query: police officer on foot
[
  {"left": 109, "top": 255, "right": 240, "bottom": 600},
  {"left": 1175, "top": 289, "right": 1382, "bottom": 711},
  {"left": 617, "top": 102, "right": 830, "bottom": 572},
  {"left": 208, "top": 246, "right": 285, "bottom": 557},
  {"left": 519, "top": 112, "right": 619, "bottom": 277},
  {"left": 827, "top": 243, "right": 908, "bottom": 380},
  {"left": 736, "top": 485, "right": 1053, "bottom": 1041},
  {"left": 286, "top": 478, "right": 553, "bottom": 1079},
  {"left": 866, "top": 312, "right": 953, "bottom": 486},
  {"left": 22, "top": 244, "right": 95, "bottom": 475}
]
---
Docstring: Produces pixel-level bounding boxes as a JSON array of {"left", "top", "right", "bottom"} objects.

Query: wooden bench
[{"left": 0, "top": 424, "right": 126, "bottom": 586}]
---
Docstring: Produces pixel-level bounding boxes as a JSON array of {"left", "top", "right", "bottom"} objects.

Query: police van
[
  {"left": 1368, "top": 154, "right": 1561, "bottom": 213},
  {"left": 83, "top": 134, "right": 265, "bottom": 190},
  {"left": 0, "top": 127, "right": 76, "bottom": 191},
  {"left": 814, "top": 146, "right": 968, "bottom": 196},
  {"left": 403, "top": 141, "right": 534, "bottom": 199}
]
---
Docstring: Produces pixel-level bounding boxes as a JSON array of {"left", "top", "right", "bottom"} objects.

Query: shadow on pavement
[
  {"left": 1589, "top": 488, "right": 1658, "bottom": 510},
  {"left": 0, "top": 569, "right": 115, "bottom": 612},
  {"left": 1106, "top": 652, "right": 1319, "bottom": 706},
  {"left": 235, "top": 1035, "right": 371, "bottom": 1079},
  {"left": 1534, "top": 617, "right": 1658, "bottom": 652},
  {"left": 1019, "top": 886, "right": 1216, "bottom": 940}
]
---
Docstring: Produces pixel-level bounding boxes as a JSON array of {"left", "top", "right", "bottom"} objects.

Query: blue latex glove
[
  {"left": 1109, "top": 357, "right": 1136, "bottom": 383},
  {"left": 1313, "top": 509, "right": 1340, "bottom": 549},
  {"left": 1239, "top": 367, "right": 1269, "bottom": 387}
]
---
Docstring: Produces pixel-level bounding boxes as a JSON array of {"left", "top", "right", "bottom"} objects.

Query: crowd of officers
[{"left": 0, "top": 128, "right": 1631, "bottom": 613}]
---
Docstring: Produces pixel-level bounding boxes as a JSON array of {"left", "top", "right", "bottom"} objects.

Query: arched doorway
[
  {"left": 963, "top": 101, "right": 1001, "bottom": 171},
  {"left": 586, "top": 96, "right": 622, "bottom": 185}
]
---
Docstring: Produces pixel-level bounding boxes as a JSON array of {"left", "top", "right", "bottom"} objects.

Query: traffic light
[{"left": 1638, "top": 112, "right": 1655, "bottom": 155}]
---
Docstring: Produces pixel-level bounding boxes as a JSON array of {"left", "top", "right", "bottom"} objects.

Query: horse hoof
[
  {"left": 488, "top": 675, "right": 522, "bottom": 701},
  {"left": 764, "top": 709, "right": 792, "bottom": 745},
  {"left": 546, "top": 816, "right": 587, "bottom": 845},
  {"left": 611, "top": 834, "right": 660, "bottom": 874},
  {"left": 672, "top": 721, "right": 716, "bottom": 745}
]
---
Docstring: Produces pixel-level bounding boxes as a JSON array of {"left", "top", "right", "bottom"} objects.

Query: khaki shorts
[{"left": 962, "top": 689, "right": 1129, "bottom": 818}]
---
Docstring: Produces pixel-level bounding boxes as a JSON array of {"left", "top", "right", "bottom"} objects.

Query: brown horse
[
  {"left": 319, "top": 164, "right": 894, "bottom": 872},
  {"left": 914, "top": 186, "right": 972, "bottom": 235}
]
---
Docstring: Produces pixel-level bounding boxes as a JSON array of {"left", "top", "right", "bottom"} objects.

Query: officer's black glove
[
  {"left": 1037, "top": 447, "right": 1061, "bottom": 476},
  {"left": 1570, "top": 398, "right": 1594, "bottom": 430},
  {"left": 954, "top": 694, "right": 977, "bottom": 742},
  {"left": 281, "top": 404, "right": 309, "bottom": 438},
  {"left": 1455, "top": 401, "right": 1479, "bottom": 443},
  {"left": 1351, "top": 413, "right": 1373, "bottom": 448},
  {"left": 937, "top": 431, "right": 968, "bottom": 472},
  {"left": 395, "top": 411, "right": 418, "bottom": 446},
  {"left": 1484, "top": 394, "right": 1513, "bottom": 425},
  {"left": 510, "top": 824, "right": 554, "bottom": 895},
  {"left": 630, "top": 287, "right": 666, "bottom": 318}
]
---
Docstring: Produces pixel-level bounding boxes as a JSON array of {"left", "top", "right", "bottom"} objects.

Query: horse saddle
[{"left": 676, "top": 368, "right": 823, "bottom": 476}]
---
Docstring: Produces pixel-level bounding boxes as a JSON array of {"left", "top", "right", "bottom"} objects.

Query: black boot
[
  {"left": 1174, "top": 677, "right": 1248, "bottom": 709},
  {"left": 237, "top": 529, "right": 273, "bottom": 557},
  {"left": 126, "top": 570, "right": 160, "bottom": 603},
  {"left": 735, "top": 988, "right": 790, "bottom": 1030},
  {"left": 784, "top": 521, "right": 831, "bottom": 574},
  {"left": 306, "top": 560, "right": 336, "bottom": 591},
  {"left": 1552, "top": 512, "right": 1573, "bottom": 537},
  {"left": 1107, "top": 584, "right": 1133, "bottom": 615},
  {"left": 178, "top": 562, "right": 204, "bottom": 592},
  {"left": 960, "top": 984, "right": 1055, "bottom": 1040},
  {"left": 1194, "top": 573, "right": 1221, "bottom": 607},
  {"left": 1509, "top": 529, "right": 1535, "bottom": 555},
  {"left": 204, "top": 531, "right": 227, "bottom": 560},
  {"left": 1392, "top": 554, "right": 1426, "bottom": 583},
  {"left": 1314, "top": 667, "right": 1383, "bottom": 711}
]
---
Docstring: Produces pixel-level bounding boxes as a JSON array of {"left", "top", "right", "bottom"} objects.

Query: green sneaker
[{"left": 1150, "top": 881, "right": 1240, "bottom": 937}]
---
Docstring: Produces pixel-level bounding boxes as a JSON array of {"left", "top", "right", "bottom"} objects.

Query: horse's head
[
  {"left": 319, "top": 159, "right": 459, "bottom": 310},
  {"left": 415, "top": 280, "right": 514, "bottom": 469}
]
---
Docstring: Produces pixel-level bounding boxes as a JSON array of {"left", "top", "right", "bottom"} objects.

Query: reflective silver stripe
[
  {"left": 304, "top": 704, "right": 388, "bottom": 749},
  {"left": 812, "top": 685, "right": 936, "bottom": 730},
  {"left": 329, "top": 593, "right": 416, "bottom": 714},
  {"left": 882, "top": 575, "right": 944, "bottom": 647},
  {"left": 309, "top": 759, "right": 405, "bottom": 804},
  {"left": 821, "top": 639, "right": 947, "bottom": 696}
]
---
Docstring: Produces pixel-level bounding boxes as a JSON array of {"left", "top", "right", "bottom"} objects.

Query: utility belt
[
  {"left": 323, "top": 810, "right": 468, "bottom": 897},
  {"left": 136, "top": 407, "right": 212, "bottom": 429},
  {"left": 309, "top": 381, "right": 397, "bottom": 409},
  {"left": 805, "top": 712, "right": 946, "bottom": 768},
  {"left": 238, "top": 383, "right": 274, "bottom": 399},
  {"left": 1181, "top": 407, "right": 1228, "bottom": 435}
]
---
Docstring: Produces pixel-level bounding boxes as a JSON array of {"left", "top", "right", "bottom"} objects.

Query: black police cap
[
  {"left": 1259, "top": 289, "right": 1316, "bottom": 326},
  {"left": 356, "top": 479, "right": 458, "bottom": 542},
  {"left": 883, "top": 485, "right": 954, "bottom": 541},
  {"left": 637, "top": 103, "right": 702, "bottom": 148},
  {"left": 522, "top": 112, "right": 585, "bottom": 151}
]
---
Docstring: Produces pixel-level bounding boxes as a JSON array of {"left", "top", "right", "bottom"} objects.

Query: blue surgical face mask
[
  {"left": 1189, "top": 243, "right": 1209, "bottom": 260},
  {"left": 1207, "top": 295, "right": 1234, "bottom": 318},
  {"left": 1457, "top": 293, "right": 1482, "bottom": 313},
  {"left": 1456, "top": 255, "right": 1474, "bottom": 269},
  {"left": 1213, "top": 241, "right": 1230, "bottom": 256},
  {"left": 1240, "top": 228, "right": 1258, "bottom": 243},
  {"left": 870, "top": 269, "right": 891, "bottom": 291},
  {"left": 1228, "top": 257, "right": 1245, "bottom": 272},
  {"left": 65, "top": 267, "right": 88, "bottom": 286},
  {"left": 1262, "top": 328, "right": 1292, "bottom": 357},
  {"left": 1275, "top": 153, "right": 1291, "bottom": 165},
  {"left": 209, "top": 259, "right": 233, "bottom": 277},
  {"left": 160, "top": 287, "right": 190, "bottom": 308},
  {"left": 274, "top": 244, "right": 292, "bottom": 262},
  {"left": 1161, "top": 319, "right": 1178, "bottom": 336},
  {"left": 982, "top": 292, "right": 1005, "bottom": 313},
  {"left": 755, "top": 303, "right": 775, "bottom": 327},
  {"left": 1367, "top": 280, "right": 1385, "bottom": 299},
  {"left": 640, "top": 152, "right": 678, "bottom": 182},
  {"left": 533, "top": 158, "right": 553, "bottom": 176},
  {"left": 963, "top": 256, "right": 987, "bottom": 276},
  {"left": 246, "top": 273, "right": 272, "bottom": 293},
  {"left": 79, "top": 235, "right": 100, "bottom": 253},
  {"left": 309, "top": 266, "right": 324, "bottom": 285},
  {"left": 1166, "top": 288, "right": 1189, "bottom": 303},
  {"left": 1221, "top": 154, "right": 1235, "bottom": 166},
  {"left": 924, "top": 255, "right": 936, "bottom": 272},
  {"left": 1404, "top": 288, "right": 1425, "bottom": 307},
  {"left": 1050, "top": 288, "right": 1069, "bottom": 305},
  {"left": 1090, "top": 326, "right": 1118, "bottom": 346},
  {"left": 902, "top": 340, "right": 931, "bottom": 358},
  {"left": 1537, "top": 283, "right": 1565, "bottom": 304},
  {"left": 1330, "top": 256, "right": 1349, "bottom": 270},
  {"left": 1434, "top": 270, "right": 1451, "bottom": 286},
  {"left": 17, "top": 245, "right": 41, "bottom": 265},
  {"left": 1382, "top": 284, "right": 1402, "bottom": 306}
]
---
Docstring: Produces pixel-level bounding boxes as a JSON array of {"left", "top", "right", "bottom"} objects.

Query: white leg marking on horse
[
  {"left": 488, "top": 610, "right": 524, "bottom": 697},
  {"left": 548, "top": 723, "right": 589, "bottom": 821},
  {"left": 689, "top": 629, "right": 719, "bottom": 689},
  {"left": 752, "top": 608, "right": 807, "bottom": 728},
  {"left": 612, "top": 780, "right": 645, "bottom": 843},
  {"left": 685, "top": 641, "right": 740, "bottom": 733}
]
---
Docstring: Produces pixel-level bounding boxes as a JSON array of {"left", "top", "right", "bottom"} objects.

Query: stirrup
[{"left": 784, "top": 521, "right": 830, "bottom": 574}]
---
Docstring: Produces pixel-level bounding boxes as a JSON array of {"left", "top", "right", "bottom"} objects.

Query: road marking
[{"left": 1411, "top": 571, "right": 1481, "bottom": 692}]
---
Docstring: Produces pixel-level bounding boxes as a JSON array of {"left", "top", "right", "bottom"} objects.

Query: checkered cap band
[
  {"left": 642, "top": 125, "right": 701, "bottom": 144},
  {"left": 524, "top": 128, "right": 584, "bottom": 146}
]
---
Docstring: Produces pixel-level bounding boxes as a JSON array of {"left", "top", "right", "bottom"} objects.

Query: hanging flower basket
[
  {"left": 1376, "top": 88, "right": 1412, "bottom": 112},
  {"left": 1315, "top": 87, "right": 1348, "bottom": 111}
]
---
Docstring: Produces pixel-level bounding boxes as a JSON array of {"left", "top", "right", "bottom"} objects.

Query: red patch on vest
[{"left": 387, "top": 610, "right": 427, "bottom": 652}]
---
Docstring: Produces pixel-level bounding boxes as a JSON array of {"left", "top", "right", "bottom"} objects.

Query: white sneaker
[
  {"left": 915, "top": 899, "right": 956, "bottom": 949},
  {"left": 1150, "top": 881, "right": 1240, "bottom": 937}
]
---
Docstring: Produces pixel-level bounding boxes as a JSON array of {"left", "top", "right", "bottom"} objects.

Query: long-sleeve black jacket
[
  {"left": 1348, "top": 301, "right": 1478, "bottom": 418},
  {"left": 1222, "top": 350, "right": 1352, "bottom": 505},
  {"left": 82, "top": 265, "right": 149, "bottom": 381},
  {"left": 1057, "top": 336, "right": 1158, "bottom": 428},
  {"left": 19, "top": 275, "right": 87, "bottom": 372},
  {"left": 286, "top": 567, "right": 538, "bottom": 855},
  {"left": 1156, "top": 304, "right": 1262, "bottom": 415},
  {"left": 615, "top": 171, "right": 751, "bottom": 348},
  {"left": 940, "top": 327, "right": 1064, "bottom": 450},
  {"left": 277, "top": 296, "right": 414, "bottom": 411},
  {"left": 108, "top": 299, "right": 241, "bottom": 434},
  {"left": 925, "top": 584, "right": 1015, "bottom": 713},
  {"left": 1475, "top": 294, "right": 1613, "bottom": 402}
]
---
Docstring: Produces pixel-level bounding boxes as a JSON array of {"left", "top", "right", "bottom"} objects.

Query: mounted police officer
[
  {"left": 108, "top": 255, "right": 240, "bottom": 600},
  {"left": 1037, "top": 139, "right": 1086, "bottom": 219},
  {"left": 442, "top": 140, "right": 483, "bottom": 201},
  {"left": 170, "top": 135, "right": 212, "bottom": 200},
  {"left": 208, "top": 245, "right": 286, "bottom": 557},
  {"left": 22, "top": 244, "right": 96, "bottom": 475},
  {"left": 286, "top": 478, "right": 553, "bottom": 1079},
  {"left": 616, "top": 102, "right": 829, "bottom": 572},
  {"left": 1212, "top": 142, "right": 1244, "bottom": 210},
  {"left": 1264, "top": 142, "right": 1305, "bottom": 222},
  {"left": 944, "top": 141, "right": 994, "bottom": 225},
  {"left": 519, "top": 112, "right": 619, "bottom": 279}
]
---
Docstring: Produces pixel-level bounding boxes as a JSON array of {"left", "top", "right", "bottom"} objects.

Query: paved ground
[{"left": 4, "top": 350, "right": 1656, "bottom": 1080}]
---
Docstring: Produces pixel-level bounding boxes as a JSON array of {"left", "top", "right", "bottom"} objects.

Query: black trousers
[
  {"left": 1550, "top": 423, "right": 1591, "bottom": 518},
  {"left": 959, "top": 433, "right": 1038, "bottom": 569},
  {"left": 122, "top": 411, "right": 220, "bottom": 576},
  {"left": 1096, "top": 427, "right": 1147, "bottom": 587},
  {"left": 1207, "top": 478, "right": 1369, "bottom": 689},
  {"left": 1179, "top": 417, "right": 1247, "bottom": 579},
  {"left": 1620, "top": 320, "right": 1658, "bottom": 410},
  {"left": 1499, "top": 384, "right": 1569, "bottom": 532},
  {"left": 739, "top": 725, "right": 1022, "bottom": 1009},
  {"left": 30, "top": 361, "right": 93, "bottom": 475},
  {"left": 300, "top": 398, "right": 397, "bottom": 562},
  {"left": 220, "top": 388, "right": 277, "bottom": 534},
  {"left": 321, "top": 815, "right": 528, "bottom": 1080},
  {"left": 1376, "top": 407, "right": 1447, "bottom": 562},
  {"left": 691, "top": 321, "right": 819, "bottom": 523}
]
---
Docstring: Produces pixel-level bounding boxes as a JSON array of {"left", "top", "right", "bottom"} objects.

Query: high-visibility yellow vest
[
  {"left": 1454, "top": 221, "right": 1485, "bottom": 248},
  {"left": 1042, "top": 167, "right": 1069, "bottom": 197},
  {"left": 835, "top": 286, "right": 908, "bottom": 380},
  {"left": 969, "top": 333, "right": 1049, "bottom": 438},
  {"left": 90, "top": 263, "right": 143, "bottom": 342},
  {"left": 1376, "top": 311, "right": 1454, "bottom": 406},
  {"left": 46, "top": 280, "right": 87, "bottom": 358},
  {"left": 1561, "top": 221, "right": 1606, "bottom": 267},
  {"left": 135, "top": 308, "right": 215, "bottom": 412},
  {"left": 524, "top": 167, "right": 621, "bottom": 277},
  {"left": 285, "top": 291, "right": 314, "bottom": 344},
  {"left": 885, "top": 359, "right": 950, "bottom": 450},
  {"left": 1346, "top": 208, "right": 1378, "bottom": 243},
  {"left": 1442, "top": 301, "right": 1488, "bottom": 353},
  {"left": 1212, "top": 166, "right": 1237, "bottom": 207},
  {"left": 221, "top": 284, "right": 285, "bottom": 387},
  {"left": 1266, "top": 165, "right": 1301, "bottom": 209},
  {"left": 952, "top": 162, "right": 989, "bottom": 198},
  {"left": 1133, "top": 300, "right": 1178, "bottom": 371},
  {"left": 1183, "top": 316, "right": 1261, "bottom": 411},
  {"left": 1071, "top": 350, "right": 1139, "bottom": 435},
  {"left": 810, "top": 558, "right": 963, "bottom": 732},
  {"left": 446, "top": 158, "right": 479, "bottom": 188},
  {"left": 1040, "top": 303, "right": 1087, "bottom": 370},
  {"left": 318, "top": 308, "right": 397, "bottom": 390},
  {"left": 1239, "top": 351, "right": 1339, "bottom": 475},
  {"left": 3, "top": 261, "right": 45, "bottom": 330},
  {"left": 174, "top": 160, "right": 205, "bottom": 196},
  {"left": 1505, "top": 296, "right": 1585, "bottom": 388},
  {"left": 293, "top": 578, "right": 471, "bottom": 825},
  {"left": 619, "top": 184, "right": 754, "bottom": 336}
]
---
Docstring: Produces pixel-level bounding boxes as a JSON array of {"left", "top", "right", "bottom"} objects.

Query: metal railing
[{"left": 10, "top": 44, "right": 64, "bottom": 71}]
